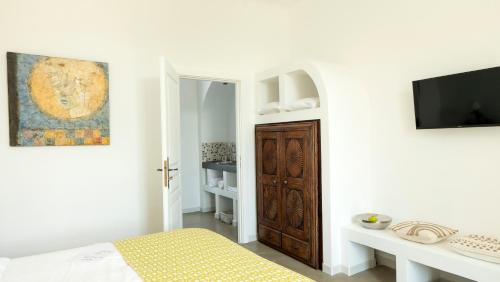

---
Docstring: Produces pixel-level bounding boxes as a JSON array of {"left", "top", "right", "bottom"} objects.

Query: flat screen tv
[{"left": 413, "top": 66, "right": 500, "bottom": 129}]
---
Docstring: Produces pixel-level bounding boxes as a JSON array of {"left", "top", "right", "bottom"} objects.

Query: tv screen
[{"left": 413, "top": 66, "right": 500, "bottom": 129}]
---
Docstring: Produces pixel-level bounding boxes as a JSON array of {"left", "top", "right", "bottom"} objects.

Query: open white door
[{"left": 159, "top": 57, "right": 182, "bottom": 231}]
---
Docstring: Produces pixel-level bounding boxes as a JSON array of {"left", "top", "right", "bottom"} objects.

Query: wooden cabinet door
[
  {"left": 256, "top": 131, "right": 282, "bottom": 231},
  {"left": 280, "top": 128, "right": 311, "bottom": 242}
]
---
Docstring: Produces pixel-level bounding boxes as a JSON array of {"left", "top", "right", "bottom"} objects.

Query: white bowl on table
[{"left": 355, "top": 213, "right": 392, "bottom": 230}]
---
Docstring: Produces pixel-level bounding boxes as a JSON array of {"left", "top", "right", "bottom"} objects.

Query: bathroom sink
[
  {"left": 216, "top": 161, "right": 235, "bottom": 165},
  {"left": 202, "top": 161, "right": 237, "bottom": 173}
]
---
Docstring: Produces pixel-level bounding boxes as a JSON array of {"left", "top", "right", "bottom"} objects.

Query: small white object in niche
[{"left": 283, "top": 97, "right": 319, "bottom": 112}]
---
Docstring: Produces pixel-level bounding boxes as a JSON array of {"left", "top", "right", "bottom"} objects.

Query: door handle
[
  {"left": 164, "top": 160, "right": 169, "bottom": 188},
  {"left": 283, "top": 180, "right": 288, "bottom": 185},
  {"left": 157, "top": 167, "right": 178, "bottom": 172},
  {"left": 168, "top": 166, "right": 176, "bottom": 181},
  {"left": 161, "top": 159, "right": 178, "bottom": 188},
  {"left": 272, "top": 179, "right": 277, "bottom": 185}
]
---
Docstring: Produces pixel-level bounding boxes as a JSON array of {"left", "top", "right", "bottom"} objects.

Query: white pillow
[
  {"left": 0, "top": 258, "right": 10, "bottom": 280},
  {"left": 257, "top": 102, "right": 280, "bottom": 115},
  {"left": 448, "top": 235, "right": 500, "bottom": 264},
  {"left": 391, "top": 221, "right": 458, "bottom": 244},
  {"left": 283, "top": 97, "right": 319, "bottom": 111}
]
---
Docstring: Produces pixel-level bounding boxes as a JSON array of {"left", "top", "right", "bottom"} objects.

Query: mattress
[
  {"left": 115, "top": 228, "right": 312, "bottom": 281},
  {"left": 1, "top": 228, "right": 312, "bottom": 282}
]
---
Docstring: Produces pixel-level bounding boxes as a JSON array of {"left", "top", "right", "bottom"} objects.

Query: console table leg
[
  {"left": 214, "top": 194, "right": 221, "bottom": 219},
  {"left": 343, "top": 240, "right": 375, "bottom": 276},
  {"left": 397, "top": 256, "right": 440, "bottom": 282}
]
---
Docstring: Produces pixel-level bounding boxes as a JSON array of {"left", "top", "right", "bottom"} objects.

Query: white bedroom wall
[
  {"left": 0, "top": 0, "right": 291, "bottom": 257},
  {"left": 201, "top": 82, "right": 236, "bottom": 143},
  {"left": 288, "top": 0, "right": 500, "bottom": 269},
  {"left": 180, "top": 79, "right": 201, "bottom": 213}
]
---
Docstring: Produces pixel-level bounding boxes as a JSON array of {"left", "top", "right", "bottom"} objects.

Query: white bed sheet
[
  {"left": 1, "top": 243, "right": 141, "bottom": 282},
  {"left": 0, "top": 258, "right": 9, "bottom": 280}
]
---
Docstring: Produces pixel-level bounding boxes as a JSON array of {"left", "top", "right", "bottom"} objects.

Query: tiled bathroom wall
[{"left": 201, "top": 142, "right": 236, "bottom": 162}]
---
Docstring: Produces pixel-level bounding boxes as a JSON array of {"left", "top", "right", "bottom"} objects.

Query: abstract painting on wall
[{"left": 7, "top": 52, "right": 109, "bottom": 146}]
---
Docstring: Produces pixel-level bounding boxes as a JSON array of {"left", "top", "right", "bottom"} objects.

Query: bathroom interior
[{"left": 179, "top": 78, "right": 238, "bottom": 239}]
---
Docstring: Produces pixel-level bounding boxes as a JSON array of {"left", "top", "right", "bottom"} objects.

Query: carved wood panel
[
  {"left": 262, "top": 139, "right": 277, "bottom": 175},
  {"left": 286, "top": 189, "right": 304, "bottom": 229},
  {"left": 263, "top": 184, "right": 279, "bottom": 222},
  {"left": 285, "top": 138, "right": 304, "bottom": 178}
]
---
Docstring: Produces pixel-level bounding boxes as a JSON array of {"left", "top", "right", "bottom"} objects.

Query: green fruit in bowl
[{"left": 367, "top": 215, "right": 378, "bottom": 223}]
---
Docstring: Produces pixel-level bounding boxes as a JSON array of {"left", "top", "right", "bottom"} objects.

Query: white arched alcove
[{"left": 253, "top": 62, "right": 371, "bottom": 275}]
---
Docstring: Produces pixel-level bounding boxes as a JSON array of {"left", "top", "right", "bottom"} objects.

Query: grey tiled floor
[{"left": 183, "top": 212, "right": 395, "bottom": 282}]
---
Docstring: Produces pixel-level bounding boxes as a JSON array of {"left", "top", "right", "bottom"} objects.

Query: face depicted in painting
[
  {"left": 7, "top": 52, "right": 110, "bottom": 146},
  {"left": 28, "top": 57, "right": 108, "bottom": 121}
]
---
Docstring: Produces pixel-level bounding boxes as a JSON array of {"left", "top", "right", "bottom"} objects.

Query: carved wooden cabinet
[{"left": 256, "top": 120, "right": 322, "bottom": 269}]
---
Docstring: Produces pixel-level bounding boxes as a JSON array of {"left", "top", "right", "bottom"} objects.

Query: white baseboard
[
  {"left": 322, "top": 263, "right": 342, "bottom": 275},
  {"left": 341, "top": 259, "right": 376, "bottom": 276},
  {"left": 239, "top": 234, "right": 257, "bottom": 244},
  {"left": 332, "top": 264, "right": 342, "bottom": 275},
  {"left": 322, "top": 263, "right": 333, "bottom": 275},
  {"left": 201, "top": 207, "right": 215, "bottom": 213},
  {"left": 183, "top": 207, "right": 201, "bottom": 213},
  {"left": 319, "top": 263, "right": 345, "bottom": 276}
]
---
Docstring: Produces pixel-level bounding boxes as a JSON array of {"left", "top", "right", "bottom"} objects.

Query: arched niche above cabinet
[{"left": 255, "top": 63, "right": 323, "bottom": 124}]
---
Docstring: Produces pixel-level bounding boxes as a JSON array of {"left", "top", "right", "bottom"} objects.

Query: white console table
[
  {"left": 342, "top": 224, "right": 500, "bottom": 282},
  {"left": 201, "top": 162, "right": 238, "bottom": 226},
  {"left": 203, "top": 185, "right": 238, "bottom": 226}
]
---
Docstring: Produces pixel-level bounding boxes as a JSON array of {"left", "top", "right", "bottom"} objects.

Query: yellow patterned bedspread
[{"left": 114, "top": 228, "right": 312, "bottom": 282}]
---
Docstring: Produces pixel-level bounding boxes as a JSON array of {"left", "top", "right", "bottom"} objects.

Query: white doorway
[{"left": 178, "top": 77, "right": 240, "bottom": 241}]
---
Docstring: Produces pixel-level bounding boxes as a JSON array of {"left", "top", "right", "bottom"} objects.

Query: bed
[{"left": 0, "top": 228, "right": 312, "bottom": 282}]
